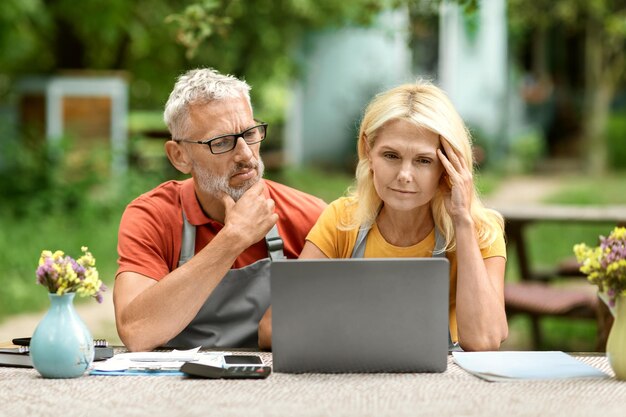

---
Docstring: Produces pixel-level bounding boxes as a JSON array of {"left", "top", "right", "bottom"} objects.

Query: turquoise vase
[{"left": 30, "top": 293, "right": 94, "bottom": 378}]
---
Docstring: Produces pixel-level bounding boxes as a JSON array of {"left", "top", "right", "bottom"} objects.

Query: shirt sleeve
[
  {"left": 480, "top": 227, "right": 507, "bottom": 259},
  {"left": 116, "top": 197, "right": 178, "bottom": 281},
  {"left": 305, "top": 198, "right": 357, "bottom": 258}
]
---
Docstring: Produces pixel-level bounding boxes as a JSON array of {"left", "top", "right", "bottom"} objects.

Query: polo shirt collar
[{"left": 181, "top": 179, "right": 212, "bottom": 226}]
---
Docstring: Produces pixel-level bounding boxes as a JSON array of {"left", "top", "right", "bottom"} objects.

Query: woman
[{"left": 300, "top": 82, "right": 508, "bottom": 351}]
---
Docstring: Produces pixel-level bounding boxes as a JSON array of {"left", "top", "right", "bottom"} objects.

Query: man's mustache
[{"left": 231, "top": 161, "right": 258, "bottom": 175}]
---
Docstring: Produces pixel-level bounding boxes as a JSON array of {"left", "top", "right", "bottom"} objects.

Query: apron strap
[
  {"left": 266, "top": 224, "right": 286, "bottom": 261},
  {"left": 178, "top": 212, "right": 196, "bottom": 268},
  {"left": 178, "top": 211, "right": 285, "bottom": 267},
  {"left": 350, "top": 226, "right": 371, "bottom": 258},
  {"left": 432, "top": 229, "right": 446, "bottom": 258}
]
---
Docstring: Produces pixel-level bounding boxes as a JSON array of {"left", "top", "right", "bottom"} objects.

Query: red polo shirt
[{"left": 116, "top": 178, "right": 326, "bottom": 281}]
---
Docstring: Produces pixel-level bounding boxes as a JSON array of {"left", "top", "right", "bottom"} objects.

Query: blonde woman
[{"left": 299, "top": 82, "right": 508, "bottom": 351}]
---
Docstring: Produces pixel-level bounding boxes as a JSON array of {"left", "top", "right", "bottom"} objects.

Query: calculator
[{"left": 180, "top": 362, "right": 272, "bottom": 379}]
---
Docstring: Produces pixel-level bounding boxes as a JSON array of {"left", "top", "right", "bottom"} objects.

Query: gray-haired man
[{"left": 114, "top": 68, "right": 326, "bottom": 351}]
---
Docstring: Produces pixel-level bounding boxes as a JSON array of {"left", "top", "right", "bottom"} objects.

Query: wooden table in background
[{"left": 494, "top": 204, "right": 626, "bottom": 349}]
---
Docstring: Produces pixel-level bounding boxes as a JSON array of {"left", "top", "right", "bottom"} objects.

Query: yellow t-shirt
[{"left": 305, "top": 197, "right": 507, "bottom": 342}]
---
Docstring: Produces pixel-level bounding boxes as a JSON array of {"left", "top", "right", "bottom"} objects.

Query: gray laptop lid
[{"left": 270, "top": 258, "right": 450, "bottom": 373}]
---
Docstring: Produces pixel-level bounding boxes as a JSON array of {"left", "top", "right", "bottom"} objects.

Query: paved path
[
  {"left": 482, "top": 175, "right": 564, "bottom": 207},
  {"left": 0, "top": 175, "right": 566, "bottom": 348},
  {"left": 0, "top": 290, "right": 122, "bottom": 345}
]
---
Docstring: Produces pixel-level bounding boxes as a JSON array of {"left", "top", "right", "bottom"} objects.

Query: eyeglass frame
[{"left": 173, "top": 121, "right": 268, "bottom": 155}]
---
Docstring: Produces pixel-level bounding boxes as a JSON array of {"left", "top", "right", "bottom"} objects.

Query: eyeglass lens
[{"left": 209, "top": 125, "right": 266, "bottom": 154}]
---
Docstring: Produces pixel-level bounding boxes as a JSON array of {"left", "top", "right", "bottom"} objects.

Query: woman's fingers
[{"left": 440, "top": 137, "right": 467, "bottom": 171}]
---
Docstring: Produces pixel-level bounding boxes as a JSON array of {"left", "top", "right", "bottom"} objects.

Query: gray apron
[
  {"left": 350, "top": 225, "right": 460, "bottom": 350},
  {"left": 166, "top": 213, "right": 285, "bottom": 349}
]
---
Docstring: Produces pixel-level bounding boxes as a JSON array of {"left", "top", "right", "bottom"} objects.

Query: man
[{"left": 114, "top": 68, "right": 326, "bottom": 351}]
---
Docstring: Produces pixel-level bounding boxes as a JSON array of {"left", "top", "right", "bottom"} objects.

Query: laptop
[{"left": 270, "top": 258, "right": 450, "bottom": 373}]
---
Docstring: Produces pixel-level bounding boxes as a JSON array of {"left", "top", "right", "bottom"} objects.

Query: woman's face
[{"left": 368, "top": 119, "right": 444, "bottom": 213}]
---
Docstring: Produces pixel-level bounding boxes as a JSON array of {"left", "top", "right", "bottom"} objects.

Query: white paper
[
  {"left": 113, "top": 347, "right": 202, "bottom": 362},
  {"left": 92, "top": 347, "right": 226, "bottom": 372},
  {"left": 452, "top": 351, "right": 608, "bottom": 382}
]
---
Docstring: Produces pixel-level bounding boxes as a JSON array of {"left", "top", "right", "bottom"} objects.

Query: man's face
[{"left": 184, "top": 97, "right": 264, "bottom": 201}]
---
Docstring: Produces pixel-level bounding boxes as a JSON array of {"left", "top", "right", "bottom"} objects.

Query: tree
[
  {"left": 509, "top": 0, "right": 626, "bottom": 174},
  {"left": 0, "top": 0, "right": 477, "bottom": 114},
  {"left": 165, "top": 0, "right": 476, "bottom": 125},
  {"left": 0, "top": 0, "right": 192, "bottom": 107}
]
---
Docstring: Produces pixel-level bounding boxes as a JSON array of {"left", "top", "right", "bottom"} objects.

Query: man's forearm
[{"left": 116, "top": 231, "right": 247, "bottom": 351}]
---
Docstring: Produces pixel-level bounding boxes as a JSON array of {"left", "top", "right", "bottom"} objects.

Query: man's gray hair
[{"left": 164, "top": 68, "right": 252, "bottom": 139}]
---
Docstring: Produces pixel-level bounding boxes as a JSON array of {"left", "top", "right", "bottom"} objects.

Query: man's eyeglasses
[{"left": 174, "top": 122, "right": 268, "bottom": 155}]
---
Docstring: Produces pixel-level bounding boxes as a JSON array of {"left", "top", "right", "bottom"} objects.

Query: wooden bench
[{"left": 494, "top": 204, "right": 626, "bottom": 350}]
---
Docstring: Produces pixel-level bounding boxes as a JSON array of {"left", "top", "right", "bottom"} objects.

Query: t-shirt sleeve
[
  {"left": 480, "top": 227, "right": 507, "bottom": 259},
  {"left": 116, "top": 197, "right": 178, "bottom": 281},
  {"left": 305, "top": 199, "right": 356, "bottom": 258}
]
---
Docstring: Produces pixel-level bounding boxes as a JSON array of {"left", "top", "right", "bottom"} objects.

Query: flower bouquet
[
  {"left": 574, "top": 226, "right": 626, "bottom": 314},
  {"left": 36, "top": 246, "right": 106, "bottom": 302},
  {"left": 31, "top": 246, "right": 106, "bottom": 378},
  {"left": 574, "top": 226, "right": 626, "bottom": 379}
]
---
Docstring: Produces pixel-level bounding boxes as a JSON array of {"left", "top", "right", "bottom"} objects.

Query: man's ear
[{"left": 164, "top": 141, "right": 192, "bottom": 174}]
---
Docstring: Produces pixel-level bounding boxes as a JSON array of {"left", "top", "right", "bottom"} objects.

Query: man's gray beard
[{"left": 194, "top": 158, "right": 265, "bottom": 202}]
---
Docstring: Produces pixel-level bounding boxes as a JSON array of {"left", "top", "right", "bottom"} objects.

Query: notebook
[{"left": 270, "top": 258, "right": 450, "bottom": 373}]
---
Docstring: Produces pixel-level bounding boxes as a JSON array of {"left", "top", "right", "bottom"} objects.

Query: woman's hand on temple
[{"left": 437, "top": 138, "right": 473, "bottom": 223}]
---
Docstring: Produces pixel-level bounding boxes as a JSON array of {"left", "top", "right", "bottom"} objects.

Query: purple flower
[
  {"left": 35, "top": 247, "right": 105, "bottom": 302},
  {"left": 36, "top": 265, "right": 47, "bottom": 285}
]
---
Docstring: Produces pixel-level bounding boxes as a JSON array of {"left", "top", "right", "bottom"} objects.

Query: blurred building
[
  {"left": 284, "top": 10, "right": 412, "bottom": 169},
  {"left": 439, "top": 0, "right": 511, "bottom": 157},
  {"left": 285, "top": 0, "right": 516, "bottom": 170},
  {"left": 15, "top": 74, "right": 128, "bottom": 174}
]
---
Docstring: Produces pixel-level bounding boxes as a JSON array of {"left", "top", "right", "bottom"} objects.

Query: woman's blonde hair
[{"left": 344, "top": 81, "right": 503, "bottom": 252}]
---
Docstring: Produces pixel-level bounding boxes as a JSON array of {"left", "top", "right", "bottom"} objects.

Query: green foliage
[
  {"left": 508, "top": 0, "right": 626, "bottom": 173},
  {"left": 0, "top": 0, "right": 482, "bottom": 124},
  {"left": 508, "top": 130, "right": 546, "bottom": 174},
  {"left": 165, "top": 0, "right": 479, "bottom": 108},
  {"left": 0, "top": 138, "right": 171, "bottom": 320},
  {"left": 607, "top": 111, "right": 626, "bottom": 171},
  {"left": 265, "top": 165, "right": 353, "bottom": 203},
  {"left": 165, "top": 0, "right": 236, "bottom": 60},
  {"left": 163, "top": 0, "right": 427, "bottom": 154},
  {"left": 0, "top": 0, "right": 190, "bottom": 107},
  {"left": 474, "top": 127, "right": 546, "bottom": 175},
  {"left": 505, "top": 316, "right": 597, "bottom": 351},
  {"left": 474, "top": 171, "right": 501, "bottom": 196},
  {"left": 0, "top": 135, "right": 125, "bottom": 217}
]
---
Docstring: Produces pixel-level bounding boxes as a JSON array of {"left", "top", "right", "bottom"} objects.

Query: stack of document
[
  {"left": 452, "top": 351, "right": 608, "bottom": 382},
  {"left": 90, "top": 348, "right": 225, "bottom": 376}
]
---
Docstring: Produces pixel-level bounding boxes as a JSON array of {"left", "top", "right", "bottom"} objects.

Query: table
[
  {"left": 0, "top": 353, "right": 624, "bottom": 417},
  {"left": 494, "top": 204, "right": 626, "bottom": 280},
  {"left": 494, "top": 204, "right": 626, "bottom": 350}
]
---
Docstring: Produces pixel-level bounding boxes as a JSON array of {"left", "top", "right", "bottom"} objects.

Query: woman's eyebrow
[{"left": 378, "top": 147, "right": 439, "bottom": 159}]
